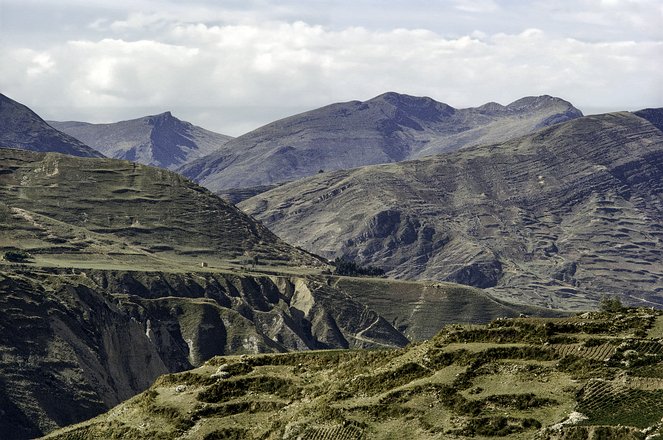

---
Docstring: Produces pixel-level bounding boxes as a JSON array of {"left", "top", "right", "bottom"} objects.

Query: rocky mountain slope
[
  {"left": 0, "top": 148, "right": 551, "bottom": 438},
  {"left": 49, "top": 112, "right": 233, "bottom": 170},
  {"left": 179, "top": 92, "right": 582, "bottom": 194},
  {"left": 0, "top": 268, "right": 407, "bottom": 439},
  {"left": 44, "top": 307, "right": 663, "bottom": 440},
  {"left": 241, "top": 111, "right": 663, "bottom": 310},
  {"left": 0, "top": 93, "right": 103, "bottom": 158}
]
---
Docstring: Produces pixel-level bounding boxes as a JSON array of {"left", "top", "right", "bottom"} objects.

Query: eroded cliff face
[{"left": 0, "top": 267, "right": 406, "bottom": 439}]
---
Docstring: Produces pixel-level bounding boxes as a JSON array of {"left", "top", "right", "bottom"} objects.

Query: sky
[{"left": 0, "top": 0, "right": 662, "bottom": 136}]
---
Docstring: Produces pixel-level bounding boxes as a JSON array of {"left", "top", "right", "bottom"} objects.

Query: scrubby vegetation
[
  {"left": 198, "top": 376, "right": 299, "bottom": 403},
  {"left": 3, "top": 250, "right": 32, "bottom": 263},
  {"left": 45, "top": 306, "right": 663, "bottom": 440},
  {"left": 333, "top": 256, "right": 385, "bottom": 277}
]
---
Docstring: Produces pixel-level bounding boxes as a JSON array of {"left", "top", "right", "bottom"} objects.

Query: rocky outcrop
[{"left": 179, "top": 92, "right": 582, "bottom": 192}]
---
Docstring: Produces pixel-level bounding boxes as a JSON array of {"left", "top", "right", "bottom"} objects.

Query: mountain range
[
  {"left": 241, "top": 110, "right": 663, "bottom": 310},
  {"left": 1, "top": 146, "right": 549, "bottom": 438},
  {"left": 0, "top": 93, "right": 103, "bottom": 158},
  {"left": 1, "top": 91, "right": 661, "bottom": 439},
  {"left": 179, "top": 92, "right": 582, "bottom": 195},
  {"left": 49, "top": 112, "right": 233, "bottom": 170}
]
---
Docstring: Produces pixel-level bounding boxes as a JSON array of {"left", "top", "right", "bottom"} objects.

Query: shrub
[
  {"left": 197, "top": 376, "right": 299, "bottom": 403},
  {"left": 3, "top": 250, "right": 32, "bottom": 263},
  {"left": 349, "top": 362, "right": 431, "bottom": 394},
  {"left": 333, "top": 257, "right": 385, "bottom": 277},
  {"left": 203, "top": 429, "right": 250, "bottom": 440},
  {"left": 599, "top": 296, "right": 625, "bottom": 313}
]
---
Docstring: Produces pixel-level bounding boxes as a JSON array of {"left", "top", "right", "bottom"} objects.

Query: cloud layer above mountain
[{"left": 2, "top": 0, "right": 661, "bottom": 135}]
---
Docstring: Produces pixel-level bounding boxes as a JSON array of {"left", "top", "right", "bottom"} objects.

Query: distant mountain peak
[
  {"left": 148, "top": 111, "right": 175, "bottom": 122},
  {"left": 370, "top": 91, "right": 452, "bottom": 108},
  {"left": 506, "top": 95, "right": 570, "bottom": 111},
  {"left": 50, "top": 112, "right": 232, "bottom": 170},
  {"left": 366, "top": 92, "right": 456, "bottom": 122},
  {"left": 475, "top": 102, "right": 506, "bottom": 114}
]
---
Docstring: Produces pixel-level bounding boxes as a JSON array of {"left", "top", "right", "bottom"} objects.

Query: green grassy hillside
[
  {"left": 44, "top": 307, "right": 663, "bottom": 440},
  {"left": 0, "top": 148, "right": 319, "bottom": 270}
]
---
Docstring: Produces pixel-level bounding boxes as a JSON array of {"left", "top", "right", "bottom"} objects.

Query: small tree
[{"left": 599, "top": 295, "right": 624, "bottom": 313}]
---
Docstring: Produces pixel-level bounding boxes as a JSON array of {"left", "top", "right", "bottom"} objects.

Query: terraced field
[{"left": 45, "top": 307, "right": 663, "bottom": 439}]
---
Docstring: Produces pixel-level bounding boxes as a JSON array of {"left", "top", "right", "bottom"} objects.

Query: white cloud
[
  {"left": 1, "top": 8, "right": 661, "bottom": 135},
  {"left": 453, "top": 0, "right": 500, "bottom": 13}
]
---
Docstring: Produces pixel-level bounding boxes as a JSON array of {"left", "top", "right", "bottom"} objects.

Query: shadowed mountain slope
[
  {"left": 0, "top": 267, "right": 414, "bottom": 439},
  {"left": 179, "top": 92, "right": 581, "bottom": 193},
  {"left": 241, "top": 111, "right": 663, "bottom": 310},
  {"left": 0, "top": 93, "right": 103, "bottom": 158},
  {"left": 634, "top": 108, "right": 663, "bottom": 132},
  {"left": 50, "top": 112, "right": 232, "bottom": 170}
]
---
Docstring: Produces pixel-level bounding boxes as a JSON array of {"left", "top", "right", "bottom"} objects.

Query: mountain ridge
[
  {"left": 0, "top": 93, "right": 103, "bottom": 158},
  {"left": 179, "top": 92, "right": 582, "bottom": 193},
  {"left": 240, "top": 110, "right": 663, "bottom": 310}
]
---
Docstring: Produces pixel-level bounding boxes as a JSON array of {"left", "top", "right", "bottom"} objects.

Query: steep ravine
[{"left": 0, "top": 267, "right": 407, "bottom": 438}]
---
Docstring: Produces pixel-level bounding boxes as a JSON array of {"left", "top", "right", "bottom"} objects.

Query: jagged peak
[
  {"left": 148, "top": 111, "right": 175, "bottom": 121},
  {"left": 146, "top": 111, "right": 185, "bottom": 128}
]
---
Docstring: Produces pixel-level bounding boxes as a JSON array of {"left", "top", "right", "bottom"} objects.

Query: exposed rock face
[
  {"left": 50, "top": 112, "right": 232, "bottom": 170},
  {"left": 179, "top": 92, "right": 582, "bottom": 192},
  {"left": 0, "top": 93, "right": 103, "bottom": 158},
  {"left": 0, "top": 268, "right": 407, "bottom": 438},
  {"left": 241, "top": 111, "right": 663, "bottom": 310}
]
